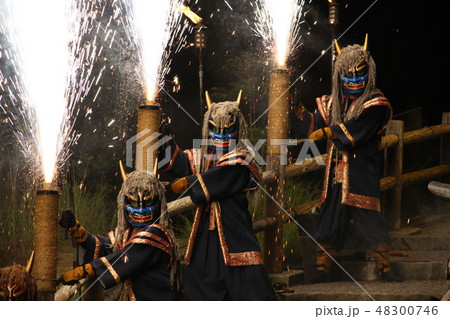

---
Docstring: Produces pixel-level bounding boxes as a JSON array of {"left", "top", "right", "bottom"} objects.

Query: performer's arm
[
  {"left": 77, "top": 232, "right": 113, "bottom": 264},
  {"left": 294, "top": 103, "right": 328, "bottom": 138},
  {"left": 59, "top": 210, "right": 113, "bottom": 263},
  {"left": 172, "top": 165, "right": 254, "bottom": 205},
  {"left": 158, "top": 138, "right": 192, "bottom": 177},
  {"left": 57, "top": 244, "right": 164, "bottom": 287},
  {"left": 58, "top": 226, "right": 171, "bottom": 288},
  {"left": 89, "top": 243, "right": 165, "bottom": 289},
  {"left": 329, "top": 104, "right": 391, "bottom": 150}
]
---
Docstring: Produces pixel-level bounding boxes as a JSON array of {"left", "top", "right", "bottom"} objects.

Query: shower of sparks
[
  {"left": 0, "top": 6, "right": 38, "bottom": 169},
  {"left": 253, "top": 0, "right": 306, "bottom": 67},
  {"left": 223, "top": 0, "right": 234, "bottom": 11},
  {"left": 118, "top": 0, "right": 190, "bottom": 103},
  {"left": 1, "top": 0, "right": 107, "bottom": 183}
]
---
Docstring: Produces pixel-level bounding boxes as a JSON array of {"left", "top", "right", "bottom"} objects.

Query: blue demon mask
[
  {"left": 208, "top": 113, "right": 239, "bottom": 152},
  {"left": 339, "top": 59, "right": 369, "bottom": 95},
  {"left": 124, "top": 191, "right": 160, "bottom": 227}
]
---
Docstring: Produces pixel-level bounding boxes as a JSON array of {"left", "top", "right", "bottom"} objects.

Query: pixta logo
[
  {"left": 125, "top": 129, "right": 172, "bottom": 170},
  {"left": 126, "top": 133, "right": 325, "bottom": 170}
]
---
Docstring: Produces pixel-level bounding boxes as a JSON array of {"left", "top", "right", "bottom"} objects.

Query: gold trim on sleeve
[
  {"left": 184, "top": 207, "right": 203, "bottom": 265},
  {"left": 93, "top": 235, "right": 100, "bottom": 260},
  {"left": 338, "top": 123, "right": 356, "bottom": 147},
  {"left": 100, "top": 257, "right": 121, "bottom": 284},
  {"left": 196, "top": 173, "right": 210, "bottom": 202}
]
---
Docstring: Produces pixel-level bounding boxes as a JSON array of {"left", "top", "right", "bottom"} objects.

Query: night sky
[
  {"left": 168, "top": 0, "right": 449, "bottom": 136},
  {"left": 163, "top": 0, "right": 449, "bottom": 217}
]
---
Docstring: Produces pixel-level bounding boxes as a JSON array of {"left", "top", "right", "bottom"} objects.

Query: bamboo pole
[
  {"left": 54, "top": 279, "right": 88, "bottom": 301},
  {"left": 264, "top": 67, "right": 290, "bottom": 274},
  {"left": 402, "top": 164, "right": 450, "bottom": 186},
  {"left": 282, "top": 199, "right": 321, "bottom": 223},
  {"left": 404, "top": 123, "right": 450, "bottom": 145},
  {"left": 33, "top": 187, "right": 59, "bottom": 301},
  {"left": 285, "top": 154, "right": 328, "bottom": 178},
  {"left": 253, "top": 199, "right": 321, "bottom": 234},
  {"left": 167, "top": 196, "right": 195, "bottom": 216},
  {"left": 379, "top": 134, "right": 399, "bottom": 150},
  {"left": 380, "top": 176, "right": 397, "bottom": 191}
]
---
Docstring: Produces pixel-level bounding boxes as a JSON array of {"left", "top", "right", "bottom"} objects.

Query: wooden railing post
[
  {"left": 383, "top": 120, "right": 404, "bottom": 230},
  {"left": 439, "top": 112, "right": 450, "bottom": 213}
]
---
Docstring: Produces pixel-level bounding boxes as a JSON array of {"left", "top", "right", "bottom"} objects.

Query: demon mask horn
[
  {"left": 121, "top": 158, "right": 158, "bottom": 179},
  {"left": 236, "top": 90, "right": 243, "bottom": 106},
  {"left": 153, "top": 158, "right": 158, "bottom": 177},
  {"left": 334, "top": 39, "right": 342, "bottom": 55},
  {"left": 335, "top": 33, "right": 368, "bottom": 55},
  {"left": 25, "top": 251, "right": 35, "bottom": 274},
  {"left": 205, "top": 90, "right": 242, "bottom": 110},
  {"left": 119, "top": 160, "right": 127, "bottom": 182},
  {"left": 363, "top": 33, "right": 368, "bottom": 51},
  {"left": 205, "top": 91, "right": 213, "bottom": 110}
]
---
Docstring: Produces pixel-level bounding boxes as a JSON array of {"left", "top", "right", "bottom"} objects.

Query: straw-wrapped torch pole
[
  {"left": 136, "top": 101, "right": 161, "bottom": 171},
  {"left": 264, "top": 67, "right": 290, "bottom": 273},
  {"left": 33, "top": 182, "right": 59, "bottom": 300}
]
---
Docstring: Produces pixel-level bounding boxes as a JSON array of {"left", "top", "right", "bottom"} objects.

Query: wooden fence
[{"left": 166, "top": 112, "right": 450, "bottom": 273}]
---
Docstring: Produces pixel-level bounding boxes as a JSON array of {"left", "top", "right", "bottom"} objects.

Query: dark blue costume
[
  {"left": 294, "top": 39, "right": 402, "bottom": 282},
  {"left": 79, "top": 224, "right": 179, "bottom": 300},
  {"left": 297, "top": 91, "right": 392, "bottom": 246},
  {"left": 161, "top": 143, "right": 276, "bottom": 300}
]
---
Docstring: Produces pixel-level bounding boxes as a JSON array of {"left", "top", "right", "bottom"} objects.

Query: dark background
[
  {"left": 168, "top": 0, "right": 449, "bottom": 127},
  {"left": 162, "top": 0, "right": 450, "bottom": 216}
]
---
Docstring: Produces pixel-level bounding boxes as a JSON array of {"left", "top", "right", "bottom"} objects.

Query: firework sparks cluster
[
  {"left": 117, "top": 0, "right": 192, "bottom": 103},
  {"left": 0, "top": 0, "right": 313, "bottom": 186},
  {"left": 0, "top": 0, "right": 191, "bottom": 185},
  {"left": 0, "top": 0, "right": 111, "bottom": 184},
  {"left": 253, "top": 0, "right": 307, "bottom": 67}
]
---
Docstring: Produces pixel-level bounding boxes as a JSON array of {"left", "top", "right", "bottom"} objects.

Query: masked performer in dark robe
[
  {"left": 295, "top": 36, "right": 401, "bottom": 282},
  {"left": 58, "top": 169, "right": 181, "bottom": 300},
  {"left": 160, "top": 91, "right": 276, "bottom": 300}
]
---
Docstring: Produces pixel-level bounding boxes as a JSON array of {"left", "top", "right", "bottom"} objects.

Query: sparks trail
[
  {"left": 0, "top": 0, "right": 110, "bottom": 184},
  {"left": 253, "top": 0, "right": 306, "bottom": 67},
  {"left": 117, "top": 0, "right": 191, "bottom": 103}
]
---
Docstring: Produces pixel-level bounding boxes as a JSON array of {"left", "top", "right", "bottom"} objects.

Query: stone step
[
  {"left": 391, "top": 250, "right": 450, "bottom": 262},
  {"left": 270, "top": 251, "right": 448, "bottom": 287},
  {"left": 332, "top": 260, "right": 447, "bottom": 281},
  {"left": 277, "top": 280, "right": 448, "bottom": 301},
  {"left": 391, "top": 235, "right": 450, "bottom": 250},
  {"left": 269, "top": 269, "right": 304, "bottom": 288}
]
